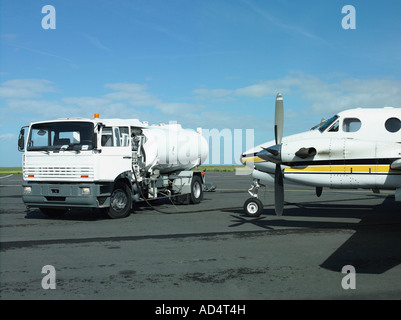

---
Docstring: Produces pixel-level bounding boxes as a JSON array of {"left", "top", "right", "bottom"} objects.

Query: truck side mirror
[{"left": 18, "top": 128, "right": 26, "bottom": 151}]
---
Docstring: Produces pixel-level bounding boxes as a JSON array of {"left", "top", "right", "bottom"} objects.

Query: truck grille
[{"left": 23, "top": 166, "right": 94, "bottom": 180}]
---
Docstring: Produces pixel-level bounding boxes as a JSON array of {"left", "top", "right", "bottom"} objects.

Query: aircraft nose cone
[{"left": 240, "top": 153, "right": 253, "bottom": 164}]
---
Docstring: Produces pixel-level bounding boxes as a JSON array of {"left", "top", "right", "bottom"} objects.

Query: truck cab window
[
  {"left": 29, "top": 128, "right": 50, "bottom": 148},
  {"left": 119, "top": 127, "right": 130, "bottom": 147},
  {"left": 27, "top": 122, "right": 94, "bottom": 151},
  {"left": 114, "top": 128, "right": 121, "bottom": 146},
  {"left": 101, "top": 127, "right": 114, "bottom": 146},
  {"left": 56, "top": 131, "right": 80, "bottom": 145},
  {"left": 101, "top": 126, "right": 130, "bottom": 147}
]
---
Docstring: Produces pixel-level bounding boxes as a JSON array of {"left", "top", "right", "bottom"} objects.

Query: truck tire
[
  {"left": 108, "top": 181, "right": 132, "bottom": 219},
  {"left": 243, "top": 198, "right": 263, "bottom": 217},
  {"left": 189, "top": 175, "right": 203, "bottom": 204}
]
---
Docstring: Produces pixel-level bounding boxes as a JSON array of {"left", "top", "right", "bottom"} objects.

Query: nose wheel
[{"left": 243, "top": 197, "right": 263, "bottom": 217}]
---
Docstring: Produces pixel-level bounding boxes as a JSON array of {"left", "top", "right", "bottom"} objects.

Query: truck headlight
[
  {"left": 23, "top": 186, "right": 32, "bottom": 194},
  {"left": 81, "top": 187, "right": 91, "bottom": 195}
]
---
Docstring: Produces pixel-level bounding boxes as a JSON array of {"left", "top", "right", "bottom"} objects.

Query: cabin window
[
  {"left": 343, "top": 118, "right": 361, "bottom": 132},
  {"left": 385, "top": 117, "right": 401, "bottom": 133}
]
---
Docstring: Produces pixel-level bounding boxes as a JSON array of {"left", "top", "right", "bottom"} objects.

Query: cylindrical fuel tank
[{"left": 142, "top": 124, "right": 208, "bottom": 174}]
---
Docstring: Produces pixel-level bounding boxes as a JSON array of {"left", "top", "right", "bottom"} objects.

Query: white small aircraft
[{"left": 240, "top": 93, "right": 401, "bottom": 217}]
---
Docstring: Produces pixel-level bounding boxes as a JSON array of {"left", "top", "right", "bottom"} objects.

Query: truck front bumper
[{"left": 22, "top": 182, "right": 111, "bottom": 209}]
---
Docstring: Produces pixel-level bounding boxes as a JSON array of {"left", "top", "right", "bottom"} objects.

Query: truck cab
[{"left": 19, "top": 116, "right": 208, "bottom": 219}]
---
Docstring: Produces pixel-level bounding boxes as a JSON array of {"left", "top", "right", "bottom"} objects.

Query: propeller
[
  {"left": 256, "top": 93, "right": 285, "bottom": 216},
  {"left": 273, "top": 93, "right": 284, "bottom": 216},
  {"left": 274, "top": 93, "right": 284, "bottom": 145}
]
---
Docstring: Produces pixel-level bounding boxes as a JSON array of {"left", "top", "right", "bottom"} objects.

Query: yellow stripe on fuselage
[
  {"left": 285, "top": 165, "right": 401, "bottom": 174},
  {"left": 240, "top": 157, "right": 401, "bottom": 175},
  {"left": 240, "top": 156, "right": 264, "bottom": 163}
]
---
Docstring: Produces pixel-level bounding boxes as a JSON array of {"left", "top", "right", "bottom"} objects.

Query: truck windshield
[{"left": 27, "top": 121, "right": 95, "bottom": 151}]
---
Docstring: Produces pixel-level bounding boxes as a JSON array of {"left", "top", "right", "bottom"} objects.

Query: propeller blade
[
  {"left": 274, "top": 93, "right": 284, "bottom": 145},
  {"left": 274, "top": 164, "right": 284, "bottom": 216}
]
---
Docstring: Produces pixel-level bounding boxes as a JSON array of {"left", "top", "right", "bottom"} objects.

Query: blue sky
[{"left": 1, "top": 0, "right": 401, "bottom": 166}]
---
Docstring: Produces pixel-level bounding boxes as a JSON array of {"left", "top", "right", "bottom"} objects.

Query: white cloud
[
  {"left": 104, "top": 83, "right": 161, "bottom": 107},
  {"left": 242, "top": 0, "right": 325, "bottom": 43},
  {"left": 0, "top": 133, "right": 17, "bottom": 141},
  {"left": 83, "top": 34, "right": 111, "bottom": 52},
  {"left": 194, "top": 73, "right": 401, "bottom": 115},
  {"left": 293, "top": 76, "right": 401, "bottom": 113},
  {"left": 0, "top": 79, "right": 56, "bottom": 99},
  {"left": 235, "top": 81, "right": 280, "bottom": 98},
  {"left": 6, "top": 99, "right": 80, "bottom": 118},
  {"left": 63, "top": 96, "right": 111, "bottom": 110},
  {"left": 0, "top": 33, "right": 17, "bottom": 40},
  {"left": 193, "top": 88, "right": 233, "bottom": 99},
  {"left": 0, "top": 79, "right": 207, "bottom": 124},
  {"left": 156, "top": 102, "right": 204, "bottom": 115},
  {"left": 194, "top": 78, "right": 293, "bottom": 99},
  {"left": 4, "top": 75, "right": 400, "bottom": 136},
  {"left": 103, "top": 83, "right": 207, "bottom": 118}
]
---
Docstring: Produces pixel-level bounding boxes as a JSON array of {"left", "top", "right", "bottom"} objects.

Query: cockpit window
[
  {"left": 385, "top": 117, "right": 401, "bottom": 133},
  {"left": 318, "top": 115, "right": 339, "bottom": 133},
  {"left": 329, "top": 121, "right": 339, "bottom": 132},
  {"left": 343, "top": 118, "right": 361, "bottom": 132}
]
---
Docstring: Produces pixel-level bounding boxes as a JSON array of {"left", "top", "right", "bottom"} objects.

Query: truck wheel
[
  {"left": 108, "top": 182, "right": 132, "bottom": 219},
  {"left": 190, "top": 175, "right": 203, "bottom": 204},
  {"left": 243, "top": 198, "right": 263, "bottom": 217}
]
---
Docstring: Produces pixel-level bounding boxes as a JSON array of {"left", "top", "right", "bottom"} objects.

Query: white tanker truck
[{"left": 18, "top": 114, "right": 209, "bottom": 219}]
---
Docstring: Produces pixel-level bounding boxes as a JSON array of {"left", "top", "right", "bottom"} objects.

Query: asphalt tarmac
[{"left": 1, "top": 172, "right": 401, "bottom": 300}]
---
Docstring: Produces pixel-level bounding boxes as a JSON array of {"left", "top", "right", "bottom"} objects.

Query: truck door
[{"left": 97, "top": 126, "right": 132, "bottom": 181}]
